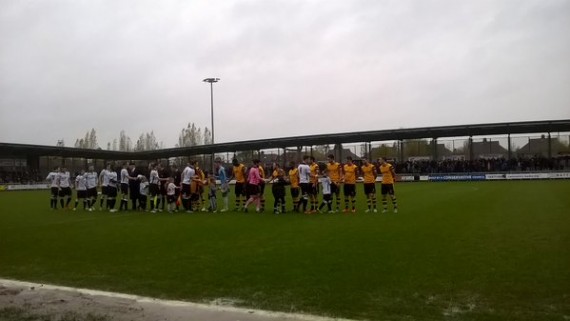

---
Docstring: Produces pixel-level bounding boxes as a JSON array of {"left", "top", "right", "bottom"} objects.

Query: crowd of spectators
[
  {"left": 1, "top": 156, "right": 569, "bottom": 184},
  {"left": 0, "top": 170, "right": 42, "bottom": 184},
  {"left": 395, "top": 156, "right": 570, "bottom": 174}
]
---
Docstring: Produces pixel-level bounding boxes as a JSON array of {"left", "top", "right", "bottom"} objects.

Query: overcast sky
[{"left": 1, "top": 0, "right": 569, "bottom": 148}]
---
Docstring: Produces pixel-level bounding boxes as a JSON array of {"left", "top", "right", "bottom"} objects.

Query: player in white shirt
[
  {"left": 99, "top": 164, "right": 112, "bottom": 210},
  {"left": 166, "top": 177, "right": 177, "bottom": 213},
  {"left": 84, "top": 165, "right": 99, "bottom": 211},
  {"left": 46, "top": 166, "right": 60, "bottom": 210},
  {"left": 149, "top": 163, "right": 162, "bottom": 213},
  {"left": 58, "top": 167, "right": 72, "bottom": 209},
  {"left": 318, "top": 171, "right": 333, "bottom": 213},
  {"left": 73, "top": 170, "right": 88, "bottom": 211},
  {"left": 181, "top": 162, "right": 196, "bottom": 212},
  {"left": 107, "top": 168, "right": 118, "bottom": 212},
  {"left": 138, "top": 175, "right": 149, "bottom": 211},
  {"left": 119, "top": 163, "right": 135, "bottom": 211},
  {"left": 297, "top": 156, "right": 312, "bottom": 213}
]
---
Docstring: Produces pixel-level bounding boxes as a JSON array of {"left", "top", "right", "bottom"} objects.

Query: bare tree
[
  {"left": 204, "top": 127, "right": 212, "bottom": 145},
  {"left": 178, "top": 122, "right": 204, "bottom": 147}
]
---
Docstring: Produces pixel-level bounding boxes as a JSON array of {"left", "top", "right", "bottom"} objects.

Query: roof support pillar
[
  {"left": 548, "top": 132, "right": 552, "bottom": 159},
  {"left": 432, "top": 138, "right": 438, "bottom": 161},
  {"left": 468, "top": 136, "right": 474, "bottom": 161},
  {"left": 508, "top": 134, "right": 512, "bottom": 160}
]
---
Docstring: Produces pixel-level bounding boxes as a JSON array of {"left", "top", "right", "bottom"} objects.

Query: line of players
[
  {"left": 45, "top": 162, "right": 212, "bottom": 213},
  {"left": 232, "top": 154, "right": 398, "bottom": 214},
  {"left": 45, "top": 154, "right": 398, "bottom": 214}
]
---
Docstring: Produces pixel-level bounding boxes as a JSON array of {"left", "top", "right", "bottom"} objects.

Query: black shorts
[
  {"left": 381, "top": 184, "right": 395, "bottom": 195},
  {"left": 182, "top": 184, "right": 191, "bottom": 197},
  {"left": 59, "top": 187, "right": 72, "bottom": 197},
  {"left": 364, "top": 183, "right": 376, "bottom": 195},
  {"left": 87, "top": 187, "right": 97, "bottom": 198},
  {"left": 149, "top": 184, "right": 159, "bottom": 196},
  {"left": 259, "top": 182, "right": 265, "bottom": 195},
  {"left": 300, "top": 183, "right": 311, "bottom": 196},
  {"left": 77, "top": 190, "right": 87, "bottom": 198},
  {"left": 139, "top": 195, "right": 147, "bottom": 209},
  {"left": 167, "top": 195, "right": 176, "bottom": 203},
  {"left": 343, "top": 184, "right": 356, "bottom": 197},
  {"left": 323, "top": 194, "right": 332, "bottom": 202},
  {"left": 160, "top": 184, "right": 168, "bottom": 196},
  {"left": 272, "top": 185, "right": 285, "bottom": 199},
  {"left": 330, "top": 183, "right": 340, "bottom": 196},
  {"left": 50, "top": 187, "right": 59, "bottom": 197},
  {"left": 246, "top": 183, "right": 259, "bottom": 196},
  {"left": 107, "top": 186, "right": 118, "bottom": 198},
  {"left": 235, "top": 182, "right": 246, "bottom": 197},
  {"left": 290, "top": 187, "right": 300, "bottom": 199},
  {"left": 310, "top": 183, "right": 319, "bottom": 196},
  {"left": 120, "top": 183, "right": 129, "bottom": 195},
  {"left": 101, "top": 186, "right": 109, "bottom": 196}
]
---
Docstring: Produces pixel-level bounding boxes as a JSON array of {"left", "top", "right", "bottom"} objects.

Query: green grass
[{"left": 0, "top": 181, "right": 569, "bottom": 321}]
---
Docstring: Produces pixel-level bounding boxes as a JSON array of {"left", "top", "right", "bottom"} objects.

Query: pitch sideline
[{"left": 0, "top": 278, "right": 355, "bottom": 321}]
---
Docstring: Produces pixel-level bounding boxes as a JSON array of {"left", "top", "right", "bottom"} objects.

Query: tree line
[{"left": 70, "top": 123, "right": 212, "bottom": 151}]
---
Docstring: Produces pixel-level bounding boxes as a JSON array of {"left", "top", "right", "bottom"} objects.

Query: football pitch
[{"left": 0, "top": 181, "right": 568, "bottom": 321}]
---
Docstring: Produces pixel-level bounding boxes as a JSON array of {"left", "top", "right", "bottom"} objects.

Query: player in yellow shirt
[
  {"left": 309, "top": 156, "right": 320, "bottom": 213},
  {"left": 288, "top": 161, "right": 300, "bottom": 212},
  {"left": 342, "top": 156, "right": 358, "bottom": 213},
  {"left": 268, "top": 162, "right": 286, "bottom": 214},
  {"left": 361, "top": 158, "right": 378, "bottom": 213},
  {"left": 326, "top": 154, "right": 342, "bottom": 212},
  {"left": 378, "top": 157, "right": 398, "bottom": 213},
  {"left": 192, "top": 161, "right": 207, "bottom": 211},
  {"left": 231, "top": 158, "right": 247, "bottom": 210}
]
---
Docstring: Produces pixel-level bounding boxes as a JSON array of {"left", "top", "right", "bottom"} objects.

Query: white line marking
[{"left": 0, "top": 278, "right": 354, "bottom": 321}]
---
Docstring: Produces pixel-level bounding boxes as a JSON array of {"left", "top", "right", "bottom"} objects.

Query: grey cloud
[{"left": 1, "top": 0, "right": 569, "bottom": 147}]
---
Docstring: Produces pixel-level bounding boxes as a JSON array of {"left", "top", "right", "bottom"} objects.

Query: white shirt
[
  {"left": 149, "top": 169, "right": 160, "bottom": 184},
  {"left": 181, "top": 166, "right": 195, "bottom": 184},
  {"left": 107, "top": 172, "right": 118, "bottom": 188},
  {"left": 298, "top": 163, "right": 311, "bottom": 184},
  {"left": 139, "top": 181, "right": 149, "bottom": 196},
  {"left": 75, "top": 175, "right": 87, "bottom": 191},
  {"left": 59, "top": 171, "right": 71, "bottom": 188},
  {"left": 167, "top": 183, "right": 176, "bottom": 196},
  {"left": 120, "top": 168, "right": 130, "bottom": 184},
  {"left": 321, "top": 176, "right": 331, "bottom": 195},
  {"left": 84, "top": 171, "right": 98, "bottom": 189},
  {"left": 46, "top": 172, "right": 59, "bottom": 188},
  {"left": 100, "top": 169, "right": 110, "bottom": 186}
]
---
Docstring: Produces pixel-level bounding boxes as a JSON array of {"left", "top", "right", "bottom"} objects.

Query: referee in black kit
[{"left": 128, "top": 162, "right": 141, "bottom": 210}]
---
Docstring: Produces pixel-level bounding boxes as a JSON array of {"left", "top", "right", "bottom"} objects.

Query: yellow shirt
[
  {"left": 289, "top": 168, "right": 299, "bottom": 188},
  {"left": 343, "top": 164, "right": 357, "bottom": 184},
  {"left": 327, "top": 162, "right": 341, "bottom": 184},
  {"left": 380, "top": 163, "right": 395, "bottom": 184},
  {"left": 273, "top": 169, "right": 285, "bottom": 180},
  {"left": 361, "top": 164, "right": 377, "bottom": 184},
  {"left": 258, "top": 165, "right": 265, "bottom": 180},
  {"left": 233, "top": 164, "right": 246, "bottom": 183},
  {"left": 310, "top": 163, "right": 319, "bottom": 184},
  {"left": 195, "top": 167, "right": 205, "bottom": 181}
]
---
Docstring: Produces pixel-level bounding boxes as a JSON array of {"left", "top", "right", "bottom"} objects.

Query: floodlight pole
[{"left": 203, "top": 77, "right": 220, "bottom": 174}]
